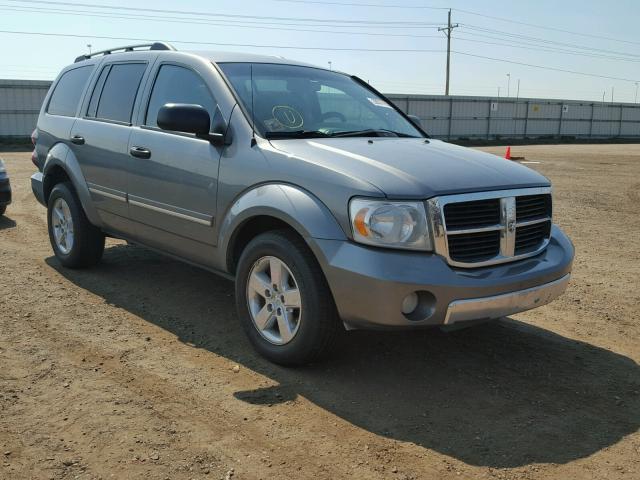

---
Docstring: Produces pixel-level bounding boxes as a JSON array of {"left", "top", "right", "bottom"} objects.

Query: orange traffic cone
[{"left": 505, "top": 146, "right": 512, "bottom": 160}]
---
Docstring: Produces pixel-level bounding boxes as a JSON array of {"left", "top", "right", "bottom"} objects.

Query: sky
[{"left": 1, "top": 0, "right": 640, "bottom": 102}]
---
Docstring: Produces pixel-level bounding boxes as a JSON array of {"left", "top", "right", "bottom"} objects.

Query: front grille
[
  {"left": 434, "top": 188, "right": 553, "bottom": 267},
  {"left": 515, "top": 221, "right": 551, "bottom": 254},
  {"left": 443, "top": 199, "right": 500, "bottom": 229},
  {"left": 448, "top": 230, "right": 500, "bottom": 262},
  {"left": 516, "top": 194, "right": 552, "bottom": 221}
]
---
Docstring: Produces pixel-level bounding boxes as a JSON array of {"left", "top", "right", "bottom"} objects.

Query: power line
[
  {"left": 273, "top": 0, "right": 448, "bottom": 8},
  {"left": 6, "top": 3, "right": 639, "bottom": 64},
  {"left": 269, "top": 0, "right": 640, "bottom": 48},
  {"left": 0, "top": 29, "right": 446, "bottom": 52},
  {"left": 454, "top": 35, "right": 640, "bottom": 63},
  {"left": 0, "top": 3, "right": 443, "bottom": 29},
  {"left": 3, "top": 0, "right": 434, "bottom": 25},
  {"left": 453, "top": 51, "right": 640, "bottom": 83},
  {"left": 0, "top": 5, "right": 444, "bottom": 37},
  {"left": 1, "top": 28, "right": 638, "bottom": 85},
  {"left": 461, "top": 25, "right": 640, "bottom": 59},
  {"left": 453, "top": 8, "right": 640, "bottom": 46}
]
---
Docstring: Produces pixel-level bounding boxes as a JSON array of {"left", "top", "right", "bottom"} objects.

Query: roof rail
[{"left": 74, "top": 42, "right": 176, "bottom": 63}]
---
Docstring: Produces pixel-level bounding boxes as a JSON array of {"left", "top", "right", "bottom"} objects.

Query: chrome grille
[
  {"left": 515, "top": 221, "right": 551, "bottom": 255},
  {"left": 443, "top": 199, "right": 500, "bottom": 229},
  {"left": 516, "top": 194, "right": 552, "bottom": 222},
  {"left": 427, "top": 187, "right": 553, "bottom": 268},
  {"left": 448, "top": 230, "right": 500, "bottom": 262}
]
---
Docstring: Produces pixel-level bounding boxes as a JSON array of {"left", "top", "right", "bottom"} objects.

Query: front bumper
[
  {"left": 0, "top": 175, "right": 11, "bottom": 207},
  {"left": 312, "top": 224, "right": 574, "bottom": 329}
]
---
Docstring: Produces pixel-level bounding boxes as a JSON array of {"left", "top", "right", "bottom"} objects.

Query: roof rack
[{"left": 74, "top": 42, "right": 175, "bottom": 63}]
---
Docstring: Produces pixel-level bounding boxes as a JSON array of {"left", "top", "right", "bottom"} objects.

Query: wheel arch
[
  {"left": 42, "top": 143, "right": 102, "bottom": 227},
  {"left": 220, "top": 183, "right": 347, "bottom": 274}
]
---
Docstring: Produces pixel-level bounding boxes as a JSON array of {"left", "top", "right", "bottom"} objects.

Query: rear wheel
[
  {"left": 235, "top": 230, "right": 340, "bottom": 365},
  {"left": 47, "top": 182, "right": 104, "bottom": 268}
]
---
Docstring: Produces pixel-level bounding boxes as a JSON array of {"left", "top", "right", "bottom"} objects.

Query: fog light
[{"left": 401, "top": 292, "right": 419, "bottom": 315}]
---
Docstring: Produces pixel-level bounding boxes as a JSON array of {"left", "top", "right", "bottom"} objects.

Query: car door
[
  {"left": 126, "top": 62, "right": 223, "bottom": 261},
  {"left": 70, "top": 59, "right": 151, "bottom": 233}
]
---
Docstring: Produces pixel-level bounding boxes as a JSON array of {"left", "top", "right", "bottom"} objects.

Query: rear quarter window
[{"left": 46, "top": 65, "right": 93, "bottom": 117}]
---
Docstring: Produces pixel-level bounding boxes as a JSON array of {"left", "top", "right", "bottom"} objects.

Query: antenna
[{"left": 250, "top": 64, "right": 257, "bottom": 147}]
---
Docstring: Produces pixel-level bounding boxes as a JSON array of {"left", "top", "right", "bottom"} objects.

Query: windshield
[{"left": 218, "top": 62, "right": 423, "bottom": 139}]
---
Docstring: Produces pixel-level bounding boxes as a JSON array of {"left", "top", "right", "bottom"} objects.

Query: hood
[{"left": 269, "top": 138, "right": 549, "bottom": 198}]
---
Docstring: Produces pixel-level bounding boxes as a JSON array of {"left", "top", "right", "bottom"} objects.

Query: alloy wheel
[{"left": 246, "top": 256, "right": 302, "bottom": 345}]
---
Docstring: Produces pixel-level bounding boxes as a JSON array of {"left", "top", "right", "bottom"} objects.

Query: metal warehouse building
[
  {"left": 2, "top": 78, "right": 640, "bottom": 140},
  {"left": 0, "top": 79, "right": 51, "bottom": 138}
]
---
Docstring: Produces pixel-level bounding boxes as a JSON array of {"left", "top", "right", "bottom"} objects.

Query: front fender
[
  {"left": 43, "top": 143, "right": 102, "bottom": 227},
  {"left": 219, "top": 183, "right": 347, "bottom": 267}
]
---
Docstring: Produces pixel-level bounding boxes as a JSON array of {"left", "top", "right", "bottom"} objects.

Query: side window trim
[
  {"left": 85, "top": 64, "right": 111, "bottom": 118},
  {"left": 83, "top": 60, "right": 149, "bottom": 126},
  {"left": 142, "top": 61, "right": 218, "bottom": 129}
]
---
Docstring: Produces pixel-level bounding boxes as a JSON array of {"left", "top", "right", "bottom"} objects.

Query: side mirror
[
  {"left": 157, "top": 103, "right": 225, "bottom": 145},
  {"left": 408, "top": 114, "right": 422, "bottom": 128}
]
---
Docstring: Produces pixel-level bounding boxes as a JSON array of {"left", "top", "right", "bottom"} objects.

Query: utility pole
[
  {"left": 516, "top": 79, "right": 520, "bottom": 99},
  {"left": 327, "top": 61, "right": 332, "bottom": 71},
  {"left": 611, "top": 86, "right": 614, "bottom": 103},
  {"left": 635, "top": 82, "right": 638, "bottom": 103},
  {"left": 506, "top": 73, "right": 511, "bottom": 97},
  {"left": 497, "top": 87, "right": 501, "bottom": 98},
  {"left": 438, "top": 9, "right": 459, "bottom": 96}
]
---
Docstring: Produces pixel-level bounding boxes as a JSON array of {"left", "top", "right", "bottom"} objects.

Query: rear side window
[
  {"left": 47, "top": 66, "right": 93, "bottom": 117},
  {"left": 89, "top": 63, "right": 147, "bottom": 123},
  {"left": 145, "top": 65, "right": 216, "bottom": 127}
]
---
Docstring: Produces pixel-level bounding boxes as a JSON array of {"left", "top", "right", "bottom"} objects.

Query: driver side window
[{"left": 145, "top": 64, "right": 216, "bottom": 128}]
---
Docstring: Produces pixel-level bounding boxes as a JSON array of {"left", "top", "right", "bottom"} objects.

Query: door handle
[
  {"left": 70, "top": 135, "right": 85, "bottom": 145},
  {"left": 129, "top": 146, "right": 151, "bottom": 159}
]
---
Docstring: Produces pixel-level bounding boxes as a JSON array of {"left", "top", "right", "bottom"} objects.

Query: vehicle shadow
[
  {"left": 48, "top": 244, "right": 640, "bottom": 469},
  {"left": 0, "top": 215, "right": 17, "bottom": 230}
]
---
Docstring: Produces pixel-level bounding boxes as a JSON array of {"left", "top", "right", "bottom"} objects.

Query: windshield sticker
[
  {"left": 367, "top": 97, "right": 392, "bottom": 108},
  {"left": 270, "top": 105, "right": 304, "bottom": 129}
]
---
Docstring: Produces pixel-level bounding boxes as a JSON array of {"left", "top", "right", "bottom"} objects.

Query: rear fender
[{"left": 42, "top": 142, "right": 102, "bottom": 227}]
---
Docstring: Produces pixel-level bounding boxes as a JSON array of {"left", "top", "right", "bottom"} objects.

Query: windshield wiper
[
  {"left": 264, "top": 130, "right": 331, "bottom": 139},
  {"left": 330, "top": 129, "right": 417, "bottom": 138}
]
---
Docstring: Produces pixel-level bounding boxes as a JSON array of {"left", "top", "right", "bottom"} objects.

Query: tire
[
  {"left": 0, "top": 205, "right": 5, "bottom": 216},
  {"left": 235, "top": 229, "right": 341, "bottom": 365},
  {"left": 47, "top": 182, "right": 105, "bottom": 268}
]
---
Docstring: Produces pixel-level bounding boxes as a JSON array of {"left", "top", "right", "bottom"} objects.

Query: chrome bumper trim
[{"left": 444, "top": 273, "right": 570, "bottom": 324}]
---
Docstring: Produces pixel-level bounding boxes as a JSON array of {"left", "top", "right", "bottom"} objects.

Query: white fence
[
  {"left": 2, "top": 79, "right": 640, "bottom": 140},
  {"left": 0, "top": 80, "right": 50, "bottom": 138},
  {"left": 386, "top": 94, "right": 640, "bottom": 140}
]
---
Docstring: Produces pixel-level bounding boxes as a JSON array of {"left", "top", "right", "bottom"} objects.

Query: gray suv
[{"left": 30, "top": 43, "right": 574, "bottom": 365}]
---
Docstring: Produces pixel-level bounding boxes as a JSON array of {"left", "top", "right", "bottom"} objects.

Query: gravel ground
[{"left": 0, "top": 144, "right": 639, "bottom": 480}]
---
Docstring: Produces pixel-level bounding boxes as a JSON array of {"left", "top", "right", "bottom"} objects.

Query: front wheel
[
  {"left": 235, "top": 230, "right": 341, "bottom": 365},
  {"left": 0, "top": 205, "right": 5, "bottom": 216},
  {"left": 47, "top": 182, "right": 105, "bottom": 268}
]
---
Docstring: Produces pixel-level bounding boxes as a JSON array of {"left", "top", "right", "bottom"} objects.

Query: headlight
[{"left": 349, "top": 198, "right": 431, "bottom": 250}]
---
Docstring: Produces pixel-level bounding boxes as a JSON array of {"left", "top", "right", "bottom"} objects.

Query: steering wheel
[{"left": 320, "top": 111, "right": 347, "bottom": 123}]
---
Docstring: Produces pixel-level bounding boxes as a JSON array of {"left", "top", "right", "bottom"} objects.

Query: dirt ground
[{"left": 0, "top": 144, "right": 639, "bottom": 480}]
